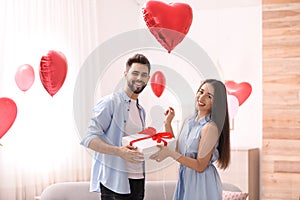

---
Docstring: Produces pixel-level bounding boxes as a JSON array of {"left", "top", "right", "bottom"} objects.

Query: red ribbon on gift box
[{"left": 129, "top": 127, "right": 173, "bottom": 146}]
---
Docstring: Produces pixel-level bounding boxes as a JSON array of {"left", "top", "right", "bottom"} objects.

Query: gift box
[{"left": 122, "top": 127, "right": 176, "bottom": 160}]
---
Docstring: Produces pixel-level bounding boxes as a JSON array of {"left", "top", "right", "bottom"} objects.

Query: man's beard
[{"left": 127, "top": 80, "right": 147, "bottom": 94}]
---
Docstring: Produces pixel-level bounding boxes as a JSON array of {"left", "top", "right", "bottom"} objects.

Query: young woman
[{"left": 150, "top": 79, "right": 230, "bottom": 200}]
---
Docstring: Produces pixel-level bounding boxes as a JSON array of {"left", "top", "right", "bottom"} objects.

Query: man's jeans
[{"left": 100, "top": 179, "right": 145, "bottom": 200}]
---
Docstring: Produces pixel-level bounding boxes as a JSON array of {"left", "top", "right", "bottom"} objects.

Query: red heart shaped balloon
[
  {"left": 143, "top": 0, "right": 193, "bottom": 53},
  {"left": 0, "top": 98, "right": 17, "bottom": 139},
  {"left": 39, "top": 50, "right": 68, "bottom": 97},
  {"left": 151, "top": 71, "right": 166, "bottom": 98},
  {"left": 225, "top": 81, "right": 252, "bottom": 106}
]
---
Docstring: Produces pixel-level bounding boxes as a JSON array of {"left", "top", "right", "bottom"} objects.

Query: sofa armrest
[{"left": 40, "top": 182, "right": 99, "bottom": 200}]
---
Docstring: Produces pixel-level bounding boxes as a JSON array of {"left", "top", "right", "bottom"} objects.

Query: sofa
[{"left": 39, "top": 181, "right": 248, "bottom": 200}]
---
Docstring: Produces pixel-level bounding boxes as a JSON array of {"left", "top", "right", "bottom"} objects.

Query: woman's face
[{"left": 195, "top": 83, "right": 214, "bottom": 114}]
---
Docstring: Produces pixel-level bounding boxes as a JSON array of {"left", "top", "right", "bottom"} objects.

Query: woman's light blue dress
[{"left": 173, "top": 114, "right": 222, "bottom": 200}]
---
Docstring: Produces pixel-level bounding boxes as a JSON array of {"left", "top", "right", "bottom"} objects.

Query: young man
[{"left": 81, "top": 54, "right": 151, "bottom": 200}]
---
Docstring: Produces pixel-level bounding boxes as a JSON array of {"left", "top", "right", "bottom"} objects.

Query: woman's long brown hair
[{"left": 199, "top": 79, "right": 231, "bottom": 169}]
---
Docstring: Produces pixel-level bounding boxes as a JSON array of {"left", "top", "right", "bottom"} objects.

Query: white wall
[{"left": 0, "top": 0, "right": 261, "bottom": 165}]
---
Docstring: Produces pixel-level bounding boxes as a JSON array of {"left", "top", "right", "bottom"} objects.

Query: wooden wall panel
[
  {"left": 263, "top": 139, "right": 300, "bottom": 156},
  {"left": 264, "top": 127, "right": 300, "bottom": 139},
  {"left": 274, "top": 161, "right": 300, "bottom": 173},
  {"left": 263, "top": 59, "right": 300, "bottom": 75},
  {"left": 262, "top": 173, "right": 300, "bottom": 199},
  {"left": 262, "top": 1, "right": 300, "bottom": 200},
  {"left": 264, "top": 109, "right": 300, "bottom": 128}
]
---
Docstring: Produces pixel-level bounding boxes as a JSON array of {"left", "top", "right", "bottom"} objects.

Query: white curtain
[{"left": 0, "top": 0, "right": 138, "bottom": 199}]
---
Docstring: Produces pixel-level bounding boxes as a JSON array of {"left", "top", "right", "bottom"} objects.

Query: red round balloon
[
  {"left": 0, "top": 98, "right": 17, "bottom": 139},
  {"left": 225, "top": 80, "right": 252, "bottom": 106},
  {"left": 143, "top": 0, "right": 193, "bottom": 53},
  {"left": 15, "top": 64, "right": 35, "bottom": 92},
  {"left": 151, "top": 71, "right": 166, "bottom": 97},
  {"left": 39, "top": 50, "right": 68, "bottom": 97}
]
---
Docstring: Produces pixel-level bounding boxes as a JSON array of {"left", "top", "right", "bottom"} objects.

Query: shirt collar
[
  {"left": 120, "top": 90, "right": 140, "bottom": 105},
  {"left": 193, "top": 113, "right": 211, "bottom": 126}
]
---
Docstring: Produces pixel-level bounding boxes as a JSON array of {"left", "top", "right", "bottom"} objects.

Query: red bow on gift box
[{"left": 129, "top": 127, "right": 173, "bottom": 146}]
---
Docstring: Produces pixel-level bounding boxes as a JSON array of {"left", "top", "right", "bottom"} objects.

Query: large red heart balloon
[
  {"left": 225, "top": 81, "right": 252, "bottom": 106},
  {"left": 0, "top": 98, "right": 17, "bottom": 139},
  {"left": 143, "top": 0, "right": 193, "bottom": 53},
  {"left": 39, "top": 50, "right": 68, "bottom": 97},
  {"left": 151, "top": 71, "right": 166, "bottom": 98}
]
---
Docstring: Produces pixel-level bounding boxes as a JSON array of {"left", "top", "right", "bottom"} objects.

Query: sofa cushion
[
  {"left": 40, "top": 181, "right": 244, "bottom": 200},
  {"left": 222, "top": 182, "right": 242, "bottom": 192},
  {"left": 145, "top": 181, "right": 176, "bottom": 200},
  {"left": 40, "top": 181, "right": 176, "bottom": 200}
]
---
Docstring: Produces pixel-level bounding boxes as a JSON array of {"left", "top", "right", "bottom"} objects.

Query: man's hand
[
  {"left": 118, "top": 145, "right": 144, "bottom": 163},
  {"left": 88, "top": 138, "right": 144, "bottom": 163}
]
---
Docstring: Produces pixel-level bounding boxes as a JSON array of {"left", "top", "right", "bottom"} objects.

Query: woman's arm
[
  {"left": 151, "top": 123, "right": 219, "bottom": 173},
  {"left": 164, "top": 107, "right": 175, "bottom": 136},
  {"left": 176, "top": 123, "right": 219, "bottom": 172}
]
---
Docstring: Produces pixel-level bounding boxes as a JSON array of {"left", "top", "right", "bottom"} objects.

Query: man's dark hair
[{"left": 126, "top": 54, "right": 151, "bottom": 72}]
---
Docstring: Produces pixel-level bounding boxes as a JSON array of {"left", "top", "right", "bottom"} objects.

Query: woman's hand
[
  {"left": 164, "top": 107, "right": 175, "bottom": 124},
  {"left": 118, "top": 145, "right": 144, "bottom": 163},
  {"left": 150, "top": 145, "right": 181, "bottom": 162}
]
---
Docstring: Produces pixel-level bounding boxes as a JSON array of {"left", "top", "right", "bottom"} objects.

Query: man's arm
[{"left": 88, "top": 137, "right": 144, "bottom": 163}]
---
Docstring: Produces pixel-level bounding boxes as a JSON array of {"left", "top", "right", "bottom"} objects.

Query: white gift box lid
[{"left": 122, "top": 133, "right": 176, "bottom": 159}]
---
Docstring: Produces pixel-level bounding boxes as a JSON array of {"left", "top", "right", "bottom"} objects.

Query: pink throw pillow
[{"left": 222, "top": 191, "right": 249, "bottom": 200}]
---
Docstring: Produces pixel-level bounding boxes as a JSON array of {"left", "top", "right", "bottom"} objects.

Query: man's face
[{"left": 125, "top": 63, "right": 150, "bottom": 94}]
